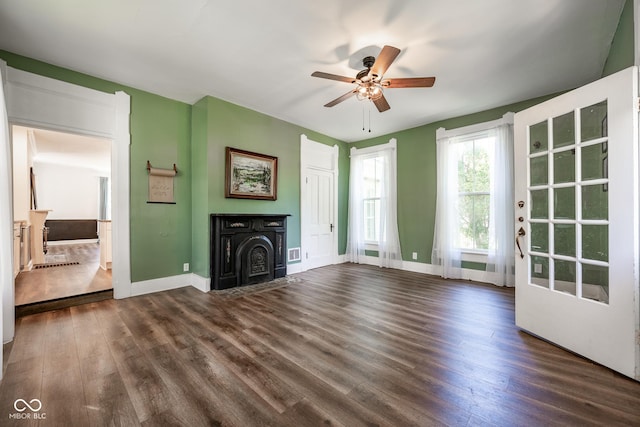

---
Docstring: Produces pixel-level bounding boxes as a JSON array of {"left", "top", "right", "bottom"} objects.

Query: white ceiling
[
  {"left": 20, "top": 126, "right": 111, "bottom": 173},
  {"left": 0, "top": 0, "right": 626, "bottom": 142}
]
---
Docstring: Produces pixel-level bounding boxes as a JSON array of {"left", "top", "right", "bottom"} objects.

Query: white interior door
[
  {"left": 514, "top": 66, "right": 639, "bottom": 380},
  {"left": 300, "top": 135, "right": 338, "bottom": 271},
  {"left": 305, "top": 169, "right": 334, "bottom": 269}
]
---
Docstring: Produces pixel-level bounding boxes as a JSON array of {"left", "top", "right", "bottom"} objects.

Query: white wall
[
  {"left": 32, "top": 162, "right": 102, "bottom": 219},
  {"left": 11, "top": 126, "right": 31, "bottom": 221}
]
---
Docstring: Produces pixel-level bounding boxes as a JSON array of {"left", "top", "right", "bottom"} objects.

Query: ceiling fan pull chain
[
  {"left": 362, "top": 106, "right": 365, "bottom": 131},
  {"left": 369, "top": 108, "right": 372, "bottom": 133}
]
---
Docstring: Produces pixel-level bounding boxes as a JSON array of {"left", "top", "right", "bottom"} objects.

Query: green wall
[
  {"left": 2, "top": 0, "right": 632, "bottom": 281},
  {"left": 0, "top": 51, "right": 350, "bottom": 282},
  {"left": 351, "top": 95, "right": 560, "bottom": 265},
  {"left": 349, "top": 1, "right": 634, "bottom": 268},
  {"left": 1, "top": 50, "right": 193, "bottom": 283},
  {"left": 602, "top": 0, "right": 634, "bottom": 77},
  {"left": 191, "top": 98, "right": 211, "bottom": 279},
  {"left": 190, "top": 96, "right": 349, "bottom": 278}
]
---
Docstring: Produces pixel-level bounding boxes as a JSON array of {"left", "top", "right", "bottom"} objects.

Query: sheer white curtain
[
  {"left": 346, "top": 139, "right": 402, "bottom": 268},
  {"left": 432, "top": 113, "right": 514, "bottom": 286},
  {"left": 346, "top": 150, "right": 366, "bottom": 264},
  {"left": 486, "top": 123, "right": 515, "bottom": 286},
  {"left": 99, "top": 177, "right": 109, "bottom": 220},
  {"left": 431, "top": 135, "right": 463, "bottom": 278}
]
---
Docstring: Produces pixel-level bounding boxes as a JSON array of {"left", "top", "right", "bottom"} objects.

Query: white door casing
[
  {"left": 0, "top": 62, "right": 131, "bottom": 344},
  {"left": 514, "top": 66, "right": 640, "bottom": 380},
  {"left": 300, "top": 134, "right": 339, "bottom": 271},
  {"left": 0, "top": 61, "right": 12, "bottom": 375}
]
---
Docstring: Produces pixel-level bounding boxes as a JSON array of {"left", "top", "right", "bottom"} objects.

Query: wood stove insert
[{"left": 210, "top": 214, "right": 289, "bottom": 290}]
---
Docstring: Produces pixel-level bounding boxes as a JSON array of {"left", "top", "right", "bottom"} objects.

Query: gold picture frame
[{"left": 225, "top": 147, "right": 278, "bottom": 200}]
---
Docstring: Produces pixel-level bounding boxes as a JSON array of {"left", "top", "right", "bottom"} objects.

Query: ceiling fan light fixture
[
  {"left": 311, "top": 45, "right": 436, "bottom": 112},
  {"left": 356, "top": 82, "right": 384, "bottom": 101}
]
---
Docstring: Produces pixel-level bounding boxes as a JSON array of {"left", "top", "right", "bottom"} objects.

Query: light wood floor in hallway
[
  {"left": 15, "top": 243, "right": 112, "bottom": 306},
  {"left": 2, "top": 263, "right": 639, "bottom": 426}
]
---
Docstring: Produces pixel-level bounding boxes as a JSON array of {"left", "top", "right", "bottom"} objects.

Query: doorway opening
[{"left": 11, "top": 125, "right": 113, "bottom": 314}]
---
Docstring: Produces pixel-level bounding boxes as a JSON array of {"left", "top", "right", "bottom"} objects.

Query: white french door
[{"left": 514, "top": 66, "right": 639, "bottom": 380}]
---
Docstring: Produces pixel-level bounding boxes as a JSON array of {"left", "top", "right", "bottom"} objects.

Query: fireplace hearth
[{"left": 210, "top": 214, "right": 289, "bottom": 290}]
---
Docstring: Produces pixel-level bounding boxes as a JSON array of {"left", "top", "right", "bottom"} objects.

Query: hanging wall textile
[{"left": 147, "top": 161, "right": 177, "bottom": 204}]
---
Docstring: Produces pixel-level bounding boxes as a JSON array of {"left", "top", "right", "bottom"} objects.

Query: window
[
  {"left": 432, "top": 113, "right": 514, "bottom": 285},
  {"left": 457, "top": 136, "right": 493, "bottom": 251},
  {"left": 362, "top": 156, "right": 383, "bottom": 243},
  {"left": 346, "top": 139, "right": 402, "bottom": 268}
]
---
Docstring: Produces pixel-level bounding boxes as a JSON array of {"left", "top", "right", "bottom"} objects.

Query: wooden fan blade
[
  {"left": 370, "top": 45, "right": 401, "bottom": 79},
  {"left": 384, "top": 77, "right": 436, "bottom": 88},
  {"left": 311, "top": 71, "right": 356, "bottom": 83},
  {"left": 324, "top": 90, "right": 357, "bottom": 107},
  {"left": 373, "top": 94, "right": 390, "bottom": 112}
]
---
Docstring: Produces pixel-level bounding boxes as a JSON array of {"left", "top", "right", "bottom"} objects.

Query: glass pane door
[
  {"left": 527, "top": 100, "right": 609, "bottom": 303},
  {"left": 513, "top": 66, "right": 639, "bottom": 380}
]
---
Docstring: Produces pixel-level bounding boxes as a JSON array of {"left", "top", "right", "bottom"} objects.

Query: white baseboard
[
  {"left": 127, "top": 255, "right": 501, "bottom": 299},
  {"left": 131, "top": 273, "right": 212, "bottom": 296},
  {"left": 295, "top": 254, "right": 347, "bottom": 273},
  {"left": 287, "top": 262, "right": 303, "bottom": 274},
  {"left": 48, "top": 239, "right": 99, "bottom": 246},
  {"left": 190, "top": 273, "right": 210, "bottom": 293},
  {"left": 401, "top": 259, "right": 440, "bottom": 275},
  {"left": 404, "top": 261, "right": 502, "bottom": 285},
  {"left": 131, "top": 273, "right": 192, "bottom": 297},
  {"left": 335, "top": 254, "right": 347, "bottom": 264},
  {"left": 344, "top": 254, "right": 404, "bottom": 270},
  {"left": 343, "top": 255, "right": 500, "bottom": 286}
]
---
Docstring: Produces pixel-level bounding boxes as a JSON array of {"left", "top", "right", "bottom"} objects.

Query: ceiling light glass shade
[{"left": 356, "top": 82, "right": 384, "bottom": 101}]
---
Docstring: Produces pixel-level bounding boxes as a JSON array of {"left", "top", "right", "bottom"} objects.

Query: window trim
[
  {"left": 437, "top": 113, "right": 514, "bottom": 255},
  {"left": 456, "top": 136, "right": 493, "bottom": 252},
  {"left": 460, "top": 250, "right": 488, "bottom": 263},
  {"left": 436, "top": 113, "right": 513, "bottom": 140},
  {"left": 458, "top": 135, "right": 493, "bottom": 251},
  {"left": 350, "top": 138, "right": 397, "bottom": 250},
  {"left": 362, "top": 195, "right": 380, "bottom": 245}
]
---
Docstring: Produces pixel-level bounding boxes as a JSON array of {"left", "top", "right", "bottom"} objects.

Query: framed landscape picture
[{"left": 225, "top": 147, "right": 278, "bottom": 200}]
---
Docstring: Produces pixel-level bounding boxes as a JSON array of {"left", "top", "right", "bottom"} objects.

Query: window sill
[
  {"left": 364, "top": 243, "right": 379, "bottom": 251},
  {"left": 460, "top": 250, "right": 488, "bottom": 263}
]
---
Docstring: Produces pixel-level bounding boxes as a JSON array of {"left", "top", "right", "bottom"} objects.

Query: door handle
[
  {"left": 330, "top": 224, "right": 334, "bottom": 232},
  {"left": 516, "top": 227, "right": 526, "bottom": 259}
]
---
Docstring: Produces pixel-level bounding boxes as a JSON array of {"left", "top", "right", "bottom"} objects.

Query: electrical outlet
[
  {"left": 183, "top": 263, "right": 189, "bottom": 272},
  {"left": 412, "top": 252, "right": 418, "bottom": 260},
  {"left": 534, "top": 263, "right": 542, "bottom": 274}
]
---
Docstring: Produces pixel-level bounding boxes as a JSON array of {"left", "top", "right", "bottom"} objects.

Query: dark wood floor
[
  {"left": 1, "top": 263, "right": 639, "bottom": 426},
  {"left": 15, "top": 243, "right": 112, "bottom": 306}
]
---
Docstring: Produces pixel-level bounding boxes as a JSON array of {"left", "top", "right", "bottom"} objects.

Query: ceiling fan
[{"left": 311, "top": 45, "right": 436, "bottom": 112}]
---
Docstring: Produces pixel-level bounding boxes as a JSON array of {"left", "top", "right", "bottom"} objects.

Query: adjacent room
[
  {"left": 0, "top": 0, "right": 639, "bottom": 425},
  {"left": 11, "top": 126, "right": 113, "bottom": 313}
]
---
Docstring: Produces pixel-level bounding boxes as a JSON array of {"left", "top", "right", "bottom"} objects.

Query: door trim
[
  {"left": 300, "top": 134, "right": 339, "bottom": 272},
  {"left": 0, "top": 62, "right": 131, "bottom": 344}
]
